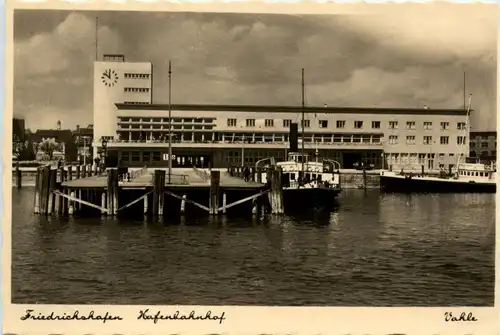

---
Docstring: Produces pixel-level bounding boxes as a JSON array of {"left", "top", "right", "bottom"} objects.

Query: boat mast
[
  {"left": 456, "top": 94, "right": 472, "bottom": 169},
  {"left": 301, "top": 68, "right": 305, "bottom": 181}
]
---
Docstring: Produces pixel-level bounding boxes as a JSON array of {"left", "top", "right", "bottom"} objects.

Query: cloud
[{"left": 13, "top": 6, "right": 497, "bottom": 132}]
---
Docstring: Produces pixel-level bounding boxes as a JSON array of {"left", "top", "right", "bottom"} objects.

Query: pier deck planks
[{"left": 61, "top": 169, "right": 264, "bottom": 189}]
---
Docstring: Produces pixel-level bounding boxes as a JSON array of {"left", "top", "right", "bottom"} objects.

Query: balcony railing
[{"left": 101, "top": 139, "right": 383, "bottom": 147}]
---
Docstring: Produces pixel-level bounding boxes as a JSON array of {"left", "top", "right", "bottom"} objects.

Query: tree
[{"left": 39, "top": 138, "right": 60, "bottom": 160}]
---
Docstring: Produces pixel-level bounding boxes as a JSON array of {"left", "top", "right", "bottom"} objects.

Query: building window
[
  {"left": 481, "top": 142, "right": 488, "bottom": 148},
  {"left": 457, "top": 136, "right": 467, "bottom": 145},
  {"left": 457, "top": 122, "right": 466, "bottom": 130},
  {"left": 124, "top": 73, "right": 151, "bottom": 79},
  {"left": 124, "top": 87, "right": 150, "bottom": 93},
  {"left": 319, "top": 120, "right": 328, "bottom": 128},
  {"left": 354, "top": 121, "right": 363, "bottom": 129},
  {"left": 336, "top": 120, "right": 346, "bottom": 128},
  {"left": 389, "top": 121, "right": 398, "bottom": 129},
  {"left": 406, "top": 121, "right": 416, "bottom": 130},
  {"left": 246, "top": 119, "right": 255, "bottom": 127},
  {"left": 265, "top": 119, "right": 274, "bottom": 127},
  {"left": 283, "top": 119, "right": 292, "bottom": 128},
  {"left": 153, "top": 152, "right": 161, "bottom": 161},
  {"left": 440, "top": 122, "right": 450, "bottom": 130},
  {"left": 406, "top": 136, "right": 416, "bottom": 145},
  {"left": 423, "top": 136, "right": 433, "bottom": 145},
  {"left": 389, "top": 135, "right": 398, "bottom": 144},
  {"left": 131, "top": 151, "right": 141, "bottom": 162},
  {"left": 440, "top": 136, "right": 449, "bottom": 145},
  {"left": 372, "top": 121, "right": 381, "bottom": 129},
  {"left": 227, "top": 118, "right": 237, "bottom": 127},
  {"left": 302, "top": 120, "right": 310, "bottom": 128},
  {"left": 423, "top": 121, "right": 432, "bottom": 130}
]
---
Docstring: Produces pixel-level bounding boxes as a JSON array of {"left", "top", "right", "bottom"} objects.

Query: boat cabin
[{"left": 457, "top": 163, "right": 496, "bottom": 181}]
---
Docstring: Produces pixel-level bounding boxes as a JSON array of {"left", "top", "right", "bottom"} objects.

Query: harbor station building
[{"left": 94, "top": 55, "right": 470, "bottom": 170}]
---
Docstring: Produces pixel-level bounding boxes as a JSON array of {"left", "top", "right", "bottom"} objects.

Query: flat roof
[{"left": 115, "top": 103, "right": 470, "bottom": 116}]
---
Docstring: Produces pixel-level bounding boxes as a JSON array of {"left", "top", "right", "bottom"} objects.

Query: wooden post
[
  {"left": 47, "top": 169, "right": 57, "bottom": 215},
  {"left": 68, "top": 165, "right": 73, "bottom": 180},
  {"left": 39, "top": 166, "right": 51, "bottom": 215},
  {"left": 209, "top": 170, "right": 220, "bottom": 215},
  {"left": 94, "top": 164, "right": 99, "bottom": 176},
  {"left": 69, "top": 191, "right": 75, "bottom": 215},
  {"left": 82, "top": 164, "right": 87, "bottom": 178},
  {"left": 34, "top": 167, "right": 42, "bottom": 214},
  {"left": 180, "top": 194, "right": 186, "bottom": 214},
  {"left": 266, "top": 167, "right": 273, "bottom": 186},
  {"left": 153, "top": 170, "right": 165, "bottom": 217},
  {"left": 270, "top": 166, "right": 284, "bottom": 214},
  {"left": 76, "top": 165, "right": 81, "bottom": 179},
  {"left": 101, "top": 192, "right": 106, "bottom": 215},
  {"left": 421, "top": 165, "right": 425, "bottom": 176},
  {"left": 15, "top": 163, "right": 22, "bottom": 188},
  {"left": 143, "top": 193, "right": 148, "bottom": 215},
  {"left": 389, "top": 164, "right": 393, "bottom": 172},
  {"left": 57, "top": 169, "right": 65, "bottom": 215},
  {"left": 107, "top": 168, "right": 118, "bottom": 216},
  {"left": 222, "top": 192, "right": 227, "bottom": 214},
  {"left": 250, "top": 167, "right": 256, "bottom": 182}
]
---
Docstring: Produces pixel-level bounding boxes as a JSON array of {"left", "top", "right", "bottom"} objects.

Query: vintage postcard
[{"left": 3, "top": 0, "right": 498, "bottom": 334}]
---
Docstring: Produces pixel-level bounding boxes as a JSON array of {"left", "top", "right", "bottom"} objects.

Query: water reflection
[{"left": 11, "top": 188, "right": 495, "bottom": 306}]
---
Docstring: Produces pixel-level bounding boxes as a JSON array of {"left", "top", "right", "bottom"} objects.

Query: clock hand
[{"left": 104, "top": 70, "right": 111, "bottom": 79}]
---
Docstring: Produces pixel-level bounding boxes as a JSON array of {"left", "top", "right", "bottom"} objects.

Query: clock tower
[{"left": 93, "top": 55, "right": 153, "bottom": 158}]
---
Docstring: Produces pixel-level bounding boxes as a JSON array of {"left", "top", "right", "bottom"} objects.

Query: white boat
[{"left": 380, "top": 161, "right": 496, "bottom": 193}]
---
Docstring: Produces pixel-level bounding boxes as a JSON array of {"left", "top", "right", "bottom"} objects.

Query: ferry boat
[
  {"left": 260, "top": 152, "right": 342, "bottom": 209},
  {"left": 380, "top": 162, "right": 496, "bottom": 193}
]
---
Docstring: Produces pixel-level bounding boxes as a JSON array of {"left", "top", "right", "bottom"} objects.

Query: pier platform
[{"left": 61, "top": 168, "right": 264, "bottom": 189}]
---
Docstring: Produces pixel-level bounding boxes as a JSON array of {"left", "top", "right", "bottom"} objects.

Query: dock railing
[{"left": 120, "top": 166, "right": 148, "bottom": 182}]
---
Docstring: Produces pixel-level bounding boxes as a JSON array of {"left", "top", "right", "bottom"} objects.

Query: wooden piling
[
  {"left": 57, "top": 169, "right": 65, "bottom": 215},
  {"left": 82, "top": 164, "right": 87, "bottom": 178},
  {"left": 421, "top": 165, "right": 425, "bottom": 176},
  {"left": 107, "top": 168, "right": 119, "bottom": 216},
  {"left": 180, "top": 194, "right": 186, "bottom": 214},
  {"left": 101, "top": 192, "right": 106, "bottom": 215},
  {"left": 39, "top": 166, "right": 51, "bottom": 215},
  {"left": 76, "top": 165, "right": 81, "bottom": 179},
  {"left": 222, "top": 192, "right": 227, "bottom": 214},
  {"left": 209, "top": 170, "right": 220, "bottom": 215},
  {"left": 47, "top": 169, "right": 57, "bottom": 215},
  {"left": 69, "top": 191, "right": 75, "bottom": 215},
  {"left": 15, "top": 163, "right": 22, "bottom": 188},
  {"left": 143, "top": 193, "right": 148, "bottom": 215},
  {"left": 269, "top": 166, "right": 284, "bottom": 214},
  {"left": 153, "top": 170, "right": 165, "bottom": 217},
  {"left": 257, "top": 167, "right": 262, "bottom": 183},
  {"left": 34, "top": 167, "right": 42, "bottom": 214},
  {"left": 68, "top": 165, "right": 73, "bottom": 180}
]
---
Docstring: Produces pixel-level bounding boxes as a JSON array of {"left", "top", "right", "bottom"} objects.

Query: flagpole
[
  {"left": 168, "top": 61, "right": 172, "bottom": 184},
  {"left": 301, "top": 68, "right": 305, "bottom": 183},
  {"left": 95, "top": 17, "right": 98, "bottom": 60}
]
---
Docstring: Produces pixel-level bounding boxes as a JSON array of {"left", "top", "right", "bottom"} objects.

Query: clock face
[{"left": 101, "top": 69, "right": 119, "bottom": 87}]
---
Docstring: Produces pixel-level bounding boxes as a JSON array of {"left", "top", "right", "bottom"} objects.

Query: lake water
[{"left": 11, "top": 187, "right": 495, "bottom": 306}]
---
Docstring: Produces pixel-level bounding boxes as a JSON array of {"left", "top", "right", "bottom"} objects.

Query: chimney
[
  {"left": 76, "top": 125, "right": 80, "bottom": 131},
  {"left": 289, "top": 123, "right": 298, "bottom": 152}
]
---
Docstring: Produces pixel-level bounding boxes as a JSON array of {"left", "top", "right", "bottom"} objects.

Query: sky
[{"left": 13, "top": 5, "right": 497, "bottom": 131}]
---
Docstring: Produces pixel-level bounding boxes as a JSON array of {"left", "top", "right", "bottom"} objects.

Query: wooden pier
[{"left": 31, "top": 165, "right": 285, "bottom": 218}]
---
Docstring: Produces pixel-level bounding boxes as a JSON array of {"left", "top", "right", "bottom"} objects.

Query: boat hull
[
  {"left": 282, "top": 187, "right": 341, "bottom": 211},
  {"left": 380, "top": 174, "right": 496, "bottom": 194}
]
